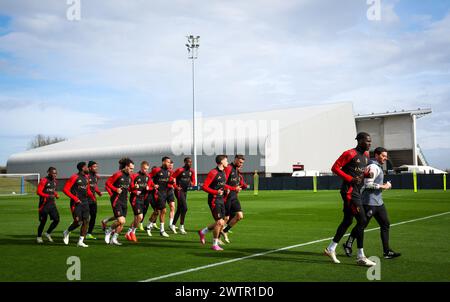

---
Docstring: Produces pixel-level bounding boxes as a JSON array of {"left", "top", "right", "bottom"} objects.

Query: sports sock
[
  {"left": 78, "top": 236, "right": 84, "bottom": 244},
  {"left": 328, "top": 241, "right": 338, "bottom": 252},
  {"left": 160, "top": 223, "right": 165, "bottom": 232},
  {"left": 213, "top": 238, "right": 219, "bottom": 246},
  {"left": 169, "top": 218, "right": 174, "bottom": 226},
  {"left": 357, "top": 248, "right": 365, "bottom": 259},
  {"left": 201, "top": 227, "right": 209, "bottom": 235}
]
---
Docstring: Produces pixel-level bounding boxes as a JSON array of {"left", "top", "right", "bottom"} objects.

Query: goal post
[{"left": 0, "top": 173, "right": 41, "bottom": 196}]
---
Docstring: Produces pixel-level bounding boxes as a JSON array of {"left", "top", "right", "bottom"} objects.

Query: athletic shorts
[
  {"left": 130, "top": 196, "right": 145, "bottom": 216},
  {"left": 151, "top": 190, "right": 168, "bottom": 210},
  {"left": 167, "top": 189, "right": 175, "bottom": 204},
  {"left": 111, "top": 196, "right": 127, "bottom": 218},
  {"left": 39, "top": 204, "right": 59, "bottom": 222},
  {"left": 340, "top": 185, "right": 363, "bottom": 215},
  {"left": 225, "top": 196, "right": 242, "bottom": 217},
  {"left": 71, "top": 201, "right": 90, "bottom": 222},
  {"left": 208, "top": 195, "right": 226, "bottom": 221}
]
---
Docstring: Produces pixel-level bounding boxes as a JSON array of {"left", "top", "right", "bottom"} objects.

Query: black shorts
[
  {"left": 208, "top": 195, "right": 226, "bottom": 221},
  {"left": 340, "top": 185, "right": 363, "bottom": 216},
  {"left": 111, "top": 196, "right": 127, "bottom": 218},
  {"left": 167, "top": 189, "right": 175, "bottom": 204},
  {"left": 151, "top": 190, "right": 168, "bottom": 210},
  {"left": 71, "top": 201, "right": 90, "bottom": 222},
  {"left": 39, "top": 204, "right": 59, "bottom": 221},
  {"left": 130, "top": 196, "right": 145, "bottom": 216},
  {"left": 225, "top": 196, "right": 242, "bottom": 217}
]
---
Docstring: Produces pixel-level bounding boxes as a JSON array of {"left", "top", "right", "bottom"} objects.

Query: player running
[
  {"left": 36, "top": 167, "right": 60, "bottom": 244},
  {"left": 171, "top": 157, "right": 196, "bottom": 235},
  {"left": 86, "top": 161, "right": 102, "bottom": 240},
  {"left": 62, "top": 162, "right": 94, "bottom": 248},
  {"left": 343, "top": 147, "right": 401, "bottom": 259},
  {"left": 222, "top": 154, "right": 248, "bottom": 243},
  {"left": 125, "top": 161, "right": 153, "bottom": 242},
  {"left": 167, "top": 159, "right": 177, "bottom": 233},
  {"left": 104, "top": 157, "right": 134, "bottom": 246},
  {"left": 146, "top": 157, "right": 172, "bottom": 237},
  {"left": 198, "top": 155, "right": 229, "bottom": 251},
  {"left": 324, "top": 132, "right": 377, "bottom": 267}
]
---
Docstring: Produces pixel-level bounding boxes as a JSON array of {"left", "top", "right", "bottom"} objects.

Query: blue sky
[{"left": 0, "top": 0, "right": 449, "bottom": 169}]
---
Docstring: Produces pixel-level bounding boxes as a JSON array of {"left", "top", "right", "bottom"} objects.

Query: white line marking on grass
[{"left": 140, "top": 211, "right": 450, "bottom": 282}]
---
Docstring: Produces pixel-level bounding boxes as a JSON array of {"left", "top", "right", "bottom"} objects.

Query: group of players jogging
[
  {"left": 36, "top": 154, "right": 247, "bottom": 250},
  {"left": 36, "top": 132, "right": 400, "bottom": 262}
]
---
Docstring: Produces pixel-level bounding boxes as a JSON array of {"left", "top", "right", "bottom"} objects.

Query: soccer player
[
  {"left": 36, "top": 167, "right": 60, "bottom": 244},
  {"left": 167, "top": 159, "right": 177, "bottom": 233},
  {"left": 344, "top": 147, "right": 401, "bottom": 259},
  {"left": 104, "top": 158, "right": 134, "bottom": 246},
  {"left": 147, "top": 157, "right": 172, "bottom": 237},
  {"left": 62, "top": 162, "right": 94, "bottom": 248},
  {"left": 198, "top": 155, "right": 229, "bottom": 251},
  {"left": 125, "top": 161, "right": 153, "bottom": 242},
  {"left": 86, "top": 161, "right": 102, "bottom": 240},
  {"left": 171, "top": 157, "right": 196, "bottom": 235},
  {"left": 324, "top": 132, "right": 377, "bottom": 267},
  {"left": 222, "top": 154, "right": 248, "bottom": 243}
]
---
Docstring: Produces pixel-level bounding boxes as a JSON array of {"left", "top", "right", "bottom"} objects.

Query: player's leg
[
  {"left": 223, "top": 199, "right": 243, "bottom": 239},
  {"left": 178, "top": 191, "right": 188, "bottom": 234},
  {"left": 172, "top": 190, "right": 183, "bottom": 227},
  {"left": 64, "top": 205, "right": 83, "bottom": 245},
  {"left": 168, "top": 201, "right": 177, "bottom": 234},
  {"left": 344, "top": 205, "right": 372, "bottom": 257},
  {"left": 374, "top": 205, "right": 401, "bottom": 259},
  {"left": 77, "top": 204, "right": 90, "bottom": 248},
  {"left": 44, "top": 207, "right": 60, "bottom": 243},
  {"left": 87, "top": 201, "right": 97, "bottom": 240},
  {"left": 37, "top": 210, "right": 48, "bottom": 243}
]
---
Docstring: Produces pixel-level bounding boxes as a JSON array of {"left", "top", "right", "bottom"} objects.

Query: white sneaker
[
  {"left": 357, "top": 257, "right": 377, "bottom": 267},
  {"left": 146, "top": 228, "right": 152, "bottom": 237},
  {"left": 180, "top": 228, "right": 187, "bottom": 235},
  {"left": 44, "top": 232, "right": 54, "bottom": 243},
  {"left": 77, "top": 241, "right": 89, "bottom": 248},
  {"left": 324, "top": 248, "right": 341, "bottom": 264},
  {"left": 111, "top": 237, "right": 122, "bottom": 246},
  {"left": 218, "top": 239, "right": 225, "bottom": 246},
  {"left": 169, "top": 225, "right": 177, "bottom": 234},
  {"left": 105, "top": 229, "right": 112, "bottom": 244},
  {"left": 160, "top": 231, "right": 170, "bottom": 238},
  {"left": 63, "top": 230, "right": 70, "bottom": 245},
  {"left": 222, "top": 232, "right": 230, "bottom": 244},
  {"left": 36, "top": 237, "right": 43, "bottom": 244}
]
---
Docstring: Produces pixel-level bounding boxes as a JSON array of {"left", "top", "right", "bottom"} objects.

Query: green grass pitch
[{"left": 0, "top": 190, "right": 449, "bottom": 282}]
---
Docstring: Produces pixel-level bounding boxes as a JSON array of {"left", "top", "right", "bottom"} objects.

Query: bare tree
[{"left": 28, "top": 134, "right": 66, "bottom": 149}]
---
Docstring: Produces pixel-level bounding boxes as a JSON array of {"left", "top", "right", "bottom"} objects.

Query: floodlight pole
[{"left": 186, "top": 35, "right": 200, "bottom": 187}]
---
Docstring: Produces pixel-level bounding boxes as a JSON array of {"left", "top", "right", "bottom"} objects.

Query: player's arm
[
  {"left": 63, "top": 175, "right": 80, "bottom": 202},
  {"left": 95, "top": 177, "right": 102, "bottom": 196},
  {"left": 190, "top": 168, "right": 196, "bottom": 186},
  {"left": 86, "top": 177, "right": 96, "bottom": 200},
  {"left": 239, "top": 174, "right": 248, "bottom": 190},
  {"left": 150, "top": 167, "right": 160, "bottom": 189},
  {"left": 36, "top": 178, "right": 50, "bottom": 198},
  {"left": 331, "top": 150, "right": 356, "bottom": 183},
  {"left": 129, "top": 173, "right": 138, "bottom": 194},
  {"left": 202, "top": 170, "right": 219, "bottom": 195},
  {"left": 364, "top": 164, "right": 380, "bottom": 189},
  {"left": 105, "top": 172, "right": 122, "bottom": 195}
]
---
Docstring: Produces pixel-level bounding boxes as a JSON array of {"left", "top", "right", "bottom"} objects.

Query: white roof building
[{"left": 7, "top": 102, "right": 357, "bottom": 178}]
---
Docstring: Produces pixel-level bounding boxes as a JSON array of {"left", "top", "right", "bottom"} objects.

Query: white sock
[
  {"left": 328, "top": 241, "right": 338, "bottom": 252},
  {"left": 127, "top": 228, "right": 132, "bottom": 234},
  {"left": 160, "top": 223, "right": 165, "bottom": 232},
  {"left": 106, "top": 227, "right": 112, "bottom": 234},
  {"left": 180, "top": 225, "right": 185, "bottom": 230},
  {"left": 357, "top": 248, "right": 365, "bottom": 259},
  {"left": 132, "top": 227, "right": 136, "bottom": 234},
  {"left": 79, "top": 236, "right": 84, "bottom": 243},
  {"left": 148, "top": 222, "right": 154, "bottom": 228},
  {"left": 113, "top": 233, "right": 119, "bottom": 240},
  {"left": 201, "top": 227, "right": 209, "bottom": 235},
  {"left": 213, "top": 238, "right": 219, "bottom": 246},
  {"left": 169, "top": 218, "right": 174, "bottom": 226}
]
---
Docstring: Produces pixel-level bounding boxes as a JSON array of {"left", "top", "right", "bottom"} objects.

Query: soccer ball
[{"left": 12, "top": 192, "right": 16, "bottom": 195}]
